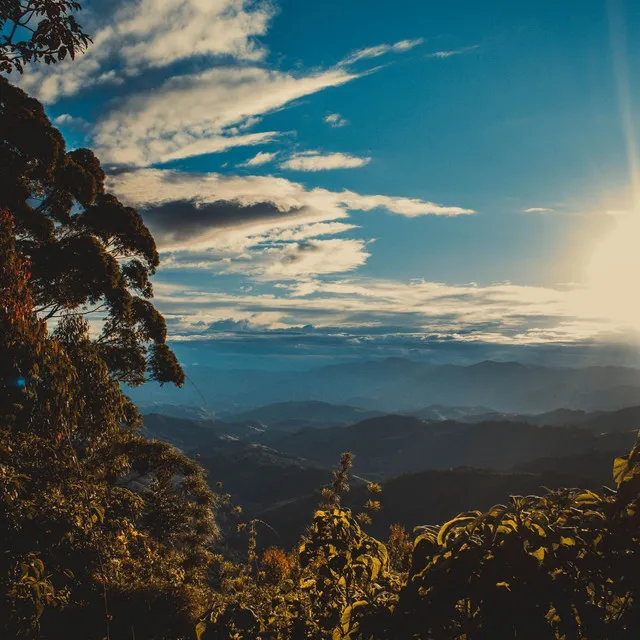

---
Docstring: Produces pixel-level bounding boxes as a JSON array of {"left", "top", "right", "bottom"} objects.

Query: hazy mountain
[
  {"left": 128, "top": 358, "right": 640, "bottom": 415},
  {"left": 408, "top": 404, "right": 496, "bottom": 421},
  {"left": 464, "top": 405, "right": 640, "bottom": 432},
  {"left": 142, "top": 413, "right": 264, "bottom": 450},
  {"left": 268, "top": 415, "right": 638, "bottom": 479},
  {"left": 221, "top": 400, "right": 382, "bottom": 431}
]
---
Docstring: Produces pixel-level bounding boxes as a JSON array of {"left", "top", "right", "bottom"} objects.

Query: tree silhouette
[
  {"left": 0, "top": 78, "right": 184, "bottom": 386},
  {"left": 0, "top": 0, "right": 91, "bottom": 73}
]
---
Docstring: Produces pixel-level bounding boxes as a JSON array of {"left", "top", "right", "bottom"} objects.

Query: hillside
[
  {"left": 257, "top": 466, "right": 603, "bottom": 548},
  {"left": 269, "top": 414, "right": 638, "bottom": 478},
  {"left": 222, "top": 400, "right": 382, "bottom": 431}
]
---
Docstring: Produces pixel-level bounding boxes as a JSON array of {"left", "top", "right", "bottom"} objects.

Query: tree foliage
[
  {"left": 0, "top": 0, "right": 91, "bottom": 73},
  {"left": 0, "top": 77, "right": 184, "bottom": 386},
  {"left": 1, "top": 209, "right": 217, "bottom": 639}
]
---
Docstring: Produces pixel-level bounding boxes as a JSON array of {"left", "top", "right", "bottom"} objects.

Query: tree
[
  {"left": 1, "top": 209, "right": 218, "bottom": 639},
  {"left": 0, "top": 0, "right": 91, "bottom": 73},
  {"left": 0, "top": 77, "right": 184, "bottom": 386}
]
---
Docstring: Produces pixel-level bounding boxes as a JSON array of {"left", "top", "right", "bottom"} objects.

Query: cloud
[
  {"left": 53, "top": 113, "right": 91, "bottom": 130},
  {"left": 225, "top": 238, "right": 371, "bottom": 279},
  {"left": 324, "top": 113, "right": 348, "bottom": 127},
  {"left": 279, "top": 151, "right": 371, "bottom": 171},
  {"left": 17, "top": 0, "right": 275, "bottom": 103},
  {"left": 94, "top": 66, "right": 360, "bottom": 164},
  {"left": 148, "top": 275, "right": 619, "bottom": 349},
  {"left": 341, "top": 38, "right": 424, "bottom": 65},
  {"left": 109, "top": 168, "right": 475, "bottom": 253},
  {"left": 340, "top": 193, "right": 475, "bottom": 217},
  {"left": 428, "top": 45, "right": 480, "bottom": 59},
  {"left": 524, "top": 207, "right": 554, "bottom": 214},
  {"left": 236, "top": 151, "right": 279, "bottom": 167},
  {"left": 107, "top": 168, "right": 473, "bottom": 285},
  {"left": 16, "top": 2, "right": 425, "bottom": 167}
]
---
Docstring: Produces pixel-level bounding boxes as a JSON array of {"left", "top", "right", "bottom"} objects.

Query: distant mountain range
[
  {"left": 219, "top": 400, "right": 382, "bottom": 432},
  {"left": 265, "top": 415, "right": 637, "bottom": 479},
  {"left": 141, "top": 401, "right": 639, "bottom": 540},
  {"left": 129, "top": 358, "right": 640, "bottom": 414}
]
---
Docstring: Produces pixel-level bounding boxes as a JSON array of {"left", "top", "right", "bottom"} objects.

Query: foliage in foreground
[{"left": 196, "top": 442, "right": 640, "bottom": 640}]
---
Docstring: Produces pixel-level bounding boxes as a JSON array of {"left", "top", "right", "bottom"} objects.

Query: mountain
[
  {"left": 268, "top": 414, "right": 638, "bottom": 479},
  {"left": 409, "top": 404, "right": 496, "bottom": 421},
  {"left": 222, "top": 400, "right": 382, "bottom": 431},
  {"left": 514, "top": 450, "right": 619, "bottom": 487},
  {"left": 580, "top": 405, "right": 640, "bottom": 433},
  {"left": 128, "top": 358, "right": 640, "bottom": 415},
  {"left": 196, "top": 442, "right": 332, "bottom": 514},
  {"left": 137, "top": 402, "right": 218, "bottom": 421},
  {"left": 142, "top": 413, "right": 264, "bottom": 450},
  {"left": 257, "top": 466, "right": 605, "bottom": 549},
  {"left": 143, "top": 414, "right": 333, "bottom": 514},
  {"left": 140, "top": 408, "right": 636, "bottom": 546},
  {"left": 465, "top": 405, "right": 640, "bottom": 432}
]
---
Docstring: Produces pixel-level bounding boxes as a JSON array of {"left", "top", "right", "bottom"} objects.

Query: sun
[{"left": 584, "top": 208, "right": 640, "bottom": 330}]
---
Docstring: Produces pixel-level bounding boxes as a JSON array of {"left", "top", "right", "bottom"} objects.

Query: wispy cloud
[
  {"left": 428, "top": 44, "right": 480, "bottom": 59},
  {"left": 149, "top": 275, "right": 614, "bottom": 348},
  {"left": 324, "top": 113, "right": 348, "bottom": 128},
  {"left": 280, "top": 151, "right": 371, "bottom": 171},
  {"left": 94, "top": 66, "right": 359, "bottom": 165},
  {"left": 236, "top": 151, "right": 279, "bottom": 168},
  {"left": 341, "top": 38, "right": 424, "bottom": 65},
  {"left": 17, "top": 0, "right": 275, "bottom": 103},
  {"left": 524, "top": 207, "right": 555, "bottom": 214},
  {"left": 16, "top": 1, "right": 425, "bottom": 167}
]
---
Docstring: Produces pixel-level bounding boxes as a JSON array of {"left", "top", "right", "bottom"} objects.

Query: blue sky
[{"left": 15, "top": 0, "right": 640, "bottom": 366}]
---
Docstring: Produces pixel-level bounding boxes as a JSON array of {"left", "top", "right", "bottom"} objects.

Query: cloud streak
[
  {"left": 236, "top": 151, "right": 279, "bottom": 167},
  {"left": 428, "top": 44, "right": 480, "bottom": 59},
  {"left": 279, "top": 151, "right": 371, "bottom": 171},
  {"left": 524, "top": 207, "right": 554, "bottom": 213},
  {"left": 94, "top": 66, "right": 360, "bottom": 165},
  {"left": 341, "top": 38, "right": 424, "bottom": 65},
  {"left": 324, "top": 113, "right": 348, "bottom": 127}
]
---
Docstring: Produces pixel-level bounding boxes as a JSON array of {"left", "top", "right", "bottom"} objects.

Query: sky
[{"left": 14, "top": 0, "right": 640, "bottom": 368}]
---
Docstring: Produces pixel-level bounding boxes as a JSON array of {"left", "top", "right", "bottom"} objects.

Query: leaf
[
  {"left": 496, "top": 581, "right": 511, "bottom": 591},
  {"left": 560, "top": 536, "right": 576, "bottom": 547},
  {"left": 530, "top": 547, "right": 546, "bottom": 562},
  {"left": 195, "top": 621, "right": 207, "bottom": 640},
  {"left": 437, "top": 515, "right": 475, "bottom": 546},
  {"left": 613, "top": 456, "right": 630, "bottom": 486}
]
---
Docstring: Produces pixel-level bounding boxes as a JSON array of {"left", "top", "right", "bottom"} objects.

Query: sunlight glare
[{"left": 585, "top": 207, "right": 640, "bottom": 329}]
